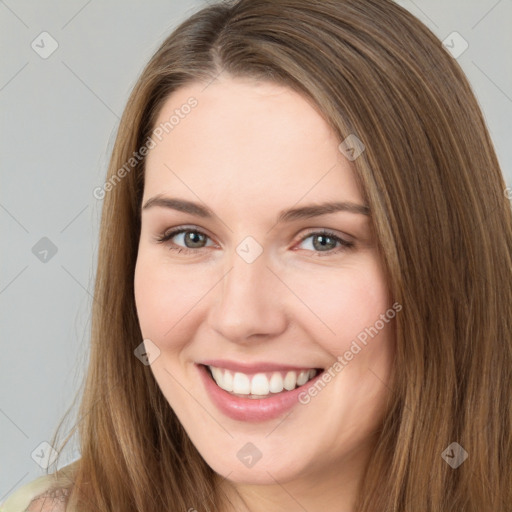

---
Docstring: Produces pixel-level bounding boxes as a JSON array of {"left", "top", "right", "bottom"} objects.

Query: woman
[{"left": 3, "top": 0, "right": 511, "bottom": 510}]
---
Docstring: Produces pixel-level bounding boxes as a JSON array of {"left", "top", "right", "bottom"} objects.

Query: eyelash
[{"left": 154, "top": 227, "right": 355, "bottom": 257}]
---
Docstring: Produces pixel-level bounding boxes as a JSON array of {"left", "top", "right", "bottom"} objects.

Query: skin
[{"left": 134, "top": 75, "right": 396, "bottom": 512}]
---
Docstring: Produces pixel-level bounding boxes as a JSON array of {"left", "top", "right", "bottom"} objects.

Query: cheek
[
  {"left": 133, "top": 254, "right": 213, "bottom": 350},
  {"left": 134, "top": 255, "right": 178, "bottom": 345},
  {"left": 288, "top": 259, "right": 392, "bottom": 355},
  {"left": 134, "top": 248, "right": 393, "bottom": 365}
]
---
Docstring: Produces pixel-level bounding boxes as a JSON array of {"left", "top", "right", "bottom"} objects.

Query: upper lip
[{"left": 199, "top": 359, "right": 323, "bottom": 373}]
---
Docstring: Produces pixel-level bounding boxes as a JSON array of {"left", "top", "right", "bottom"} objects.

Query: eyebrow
[{"left": 142, "top": 195, "right": 370, "bottom": 222}]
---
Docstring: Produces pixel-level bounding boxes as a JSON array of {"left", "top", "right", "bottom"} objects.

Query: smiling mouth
[{"left": 203, "top": 364, "right": 323, "bottom": 399}]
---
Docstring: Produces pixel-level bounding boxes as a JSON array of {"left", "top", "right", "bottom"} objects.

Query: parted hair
[{"left": 43, "top": 0, "right": 512, "bottom": 510}]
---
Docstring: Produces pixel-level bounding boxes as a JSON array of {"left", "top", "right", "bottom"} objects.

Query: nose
[{"left": 206, "top": 247, "right": 288, "bottom": 343}]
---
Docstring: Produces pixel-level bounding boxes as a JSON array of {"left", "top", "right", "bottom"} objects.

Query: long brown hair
[{"left": 45, "top": 0, "right": 512, "bottom": 510}]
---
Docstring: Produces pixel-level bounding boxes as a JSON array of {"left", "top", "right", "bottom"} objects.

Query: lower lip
[{"left": 197, "top": 364, "right": 323, "bottom": 422}]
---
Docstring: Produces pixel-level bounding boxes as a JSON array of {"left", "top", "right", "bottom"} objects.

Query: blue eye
[
  {"left": 297, "top": 230, "right": 354, "bottom": 256},
  {"left": 155, "top": 227, "right": 354, "bottom": 257},
  {"left": 155, "top": 228, "right": 213, "bottom": 254}
]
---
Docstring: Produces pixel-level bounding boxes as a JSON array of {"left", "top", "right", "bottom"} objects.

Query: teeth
[
  {"left": 297, "top": 370, "right": 310, "bottom": 386},
  {"left": 283, "top": 371, "right": 297, "bottom": 391},
  {"left": 269, "top": 372, "right": 284, "bottom": 393},
  {"left": 251, "top": 373, "right": 269, "bottom": 395},
  {"left": 210, "top": 366, "right": 222, "bottom": 383},
  {"left": 208, "top": 366, "right": 318, "bottom": 397},
  {"left": 232, "top": 372, "right": 251, "bottom": 394},
  {"left": 223, "top": 370, "right": 233, "bottom": 391}
]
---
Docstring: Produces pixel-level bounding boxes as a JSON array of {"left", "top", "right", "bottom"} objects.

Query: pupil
[
  {"left": 187, "top": 232, "right": 204, "bottom": 248},
  {"left": 314, "top": 235, "right": 334, "bottom": 251}
]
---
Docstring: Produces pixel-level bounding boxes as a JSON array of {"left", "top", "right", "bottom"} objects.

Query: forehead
[{"left": 143, "top": 76, "right": 363, "bottom": 207}]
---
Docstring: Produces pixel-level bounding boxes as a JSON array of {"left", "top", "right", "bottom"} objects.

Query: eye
[
  {"left": 155, "top": 227, "right": 214, "bottom": 254},
  {"left": 154, "top": 227, "right": 355, "bottom": 257},
  {"left": 296, "top": 229, "right": 354, "bottom": 257}
]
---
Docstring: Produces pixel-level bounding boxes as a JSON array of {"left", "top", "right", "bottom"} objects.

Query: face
[{"left": 134, "top": 75, "right": 396, "bottom": 490}]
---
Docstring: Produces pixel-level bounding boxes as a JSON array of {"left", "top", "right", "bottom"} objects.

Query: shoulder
[
  {"left": 25, "top": 488, "right": 69, "bottom": 512},
  {"left": 1, "top": 463, "right": 77, "bottom": 512},
  {"left": 0, "top": 474, "right": 61, "bottom": 512}
]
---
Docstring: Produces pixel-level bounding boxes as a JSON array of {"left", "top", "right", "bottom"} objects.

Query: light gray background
[{"left": 1, "top": 0, "right": 511, "bottom": 501}]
